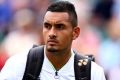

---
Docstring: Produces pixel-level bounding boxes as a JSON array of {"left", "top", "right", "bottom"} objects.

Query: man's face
[{"left": 43, "top": 11, "right": 79, "bottom": 52}]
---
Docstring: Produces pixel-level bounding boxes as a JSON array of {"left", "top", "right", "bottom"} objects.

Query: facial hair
[{"left": 47, "top": 47, "right": 58, "bottom": 52}]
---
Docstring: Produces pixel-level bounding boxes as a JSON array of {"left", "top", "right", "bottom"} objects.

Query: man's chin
[
  {"left": 47, "top": 46, "right": 58, "bottom": 52},
  {"left": 47, "top": 48, "right": 58, "bottom": 52}
]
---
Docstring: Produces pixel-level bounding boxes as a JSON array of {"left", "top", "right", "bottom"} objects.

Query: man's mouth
[{"left": 47, "top": 40, "right": 58, "bottom": 45}]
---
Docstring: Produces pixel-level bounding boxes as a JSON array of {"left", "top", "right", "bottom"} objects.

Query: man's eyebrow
[
  {"left": 54, "top": 23, "right": 64, "bottom": 26},
  {"left": 43, "top": 22, "right": 50, "bottom": 25}
]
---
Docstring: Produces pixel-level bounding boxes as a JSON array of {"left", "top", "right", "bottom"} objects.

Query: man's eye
[
  {"left": 56, "top": 24, "right": 64, "bottom": 30},
  {"left": 44, "top": 24, "right": 51, "bottom": 29}
]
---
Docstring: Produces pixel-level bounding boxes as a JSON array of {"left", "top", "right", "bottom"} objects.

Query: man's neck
[{"left": 46, "top": 49, "right": 71, "bottom": 71}]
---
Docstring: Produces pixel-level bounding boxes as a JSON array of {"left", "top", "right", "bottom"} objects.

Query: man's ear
[{"left": 72, "top": 27, "right": 80, "bottom": 40}]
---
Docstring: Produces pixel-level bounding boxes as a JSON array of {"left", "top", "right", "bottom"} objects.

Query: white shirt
[{"left": 0, "top": 50, "right": 106, "bottom": 80}]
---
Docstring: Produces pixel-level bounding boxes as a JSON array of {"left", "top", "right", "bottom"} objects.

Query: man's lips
[{"left": 47, "top": 40, "right": 58, "bottom": 44}]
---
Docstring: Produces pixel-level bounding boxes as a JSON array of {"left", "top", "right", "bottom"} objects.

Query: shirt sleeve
[
  {"left": 91, "top": 61, "right": 106, "bottom": 80},
  {"left": 0, "top": 54, "right": 27, "bottom": 80}
]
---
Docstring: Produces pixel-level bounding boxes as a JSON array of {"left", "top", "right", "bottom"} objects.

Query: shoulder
[
  {"left": 91, "top": 61, "right": 106, "bottom": 79},
  {"left": 0, "top": 53, "right": 27, "bottom": 79},
  {"left": 91, "top": 61, "right": 103, "bottom": 71},
  {"left": 5, "top": 53, "right": 27, "bottom": 65}
]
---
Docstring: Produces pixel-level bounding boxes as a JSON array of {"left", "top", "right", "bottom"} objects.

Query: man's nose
[{"left": 49, "top": 27, "right": 57, "bottom": 39}]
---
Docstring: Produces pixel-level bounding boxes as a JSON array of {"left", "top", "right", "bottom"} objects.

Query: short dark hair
[{"left": 47, "top": 1, "right": 78, "bottom": 27}]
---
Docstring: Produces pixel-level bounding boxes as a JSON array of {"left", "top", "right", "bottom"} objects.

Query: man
[{"left": 0, "top": 1, "right": 106, "bottom": 80}]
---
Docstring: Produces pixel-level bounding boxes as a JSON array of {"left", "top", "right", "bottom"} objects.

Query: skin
[{"left": 43, "top": 11, "right": 80, "bottom": 70}]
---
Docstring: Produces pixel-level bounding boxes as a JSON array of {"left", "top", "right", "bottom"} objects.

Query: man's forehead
[{"left": 44, "top": 11, "right": 70, "bottom": 23}]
